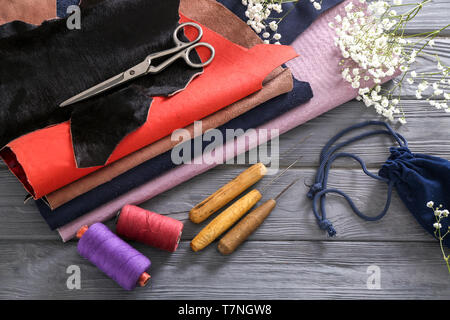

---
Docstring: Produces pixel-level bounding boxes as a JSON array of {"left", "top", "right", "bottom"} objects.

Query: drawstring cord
[{"left": 308, "top": 121, "right": 407, "bottom": 236}]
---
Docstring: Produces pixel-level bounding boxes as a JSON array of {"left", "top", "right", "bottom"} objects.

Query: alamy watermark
[
  {"left": 366, "top": 265, "right": 381, "bottom": 290},
  {"left": 171, "top": 121, "right": 280, "bottom": 174},
  {"left": 66, "top": 265, "right": 81, "bottom": 290},
  {"left": 66, "top": 5, "right": 81, "bottom": 30}
]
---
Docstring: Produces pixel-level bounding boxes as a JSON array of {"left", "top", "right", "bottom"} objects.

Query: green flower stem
[
  {"left": 432, "top": 206, "right": 450, "bottom": 274},
  {"left": 437, "top": 226, "right": 450, "bottom": 274}
]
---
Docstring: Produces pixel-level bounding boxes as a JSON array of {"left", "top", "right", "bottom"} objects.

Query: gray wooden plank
[
  {"left": 274, "top": 40, "right": 450, "bottom": 167},
  {"left": 276, "top": 99, "right": 450, "bottom": 168},
  {"left": 391, "top": 0, "right": 450, "bottom": 36},
  {"left": 140, "top": 166, "right": 435, "bottom": 242},
  {"left": 392, "top": 38, "right": 450, "bottom": 99},
  {"left": 0, "top": 240, "right": 447, "bottom": 299},
  {"left": 0, "top": 2, "right": 449, "bottom": 300},
  {"left": 0, "top": 166, "right": 436, "bottom": 242}
]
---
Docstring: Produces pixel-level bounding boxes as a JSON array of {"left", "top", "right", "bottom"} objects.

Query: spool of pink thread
[{"left": 116, "top": 205, "right": 184, "bottom": 252}]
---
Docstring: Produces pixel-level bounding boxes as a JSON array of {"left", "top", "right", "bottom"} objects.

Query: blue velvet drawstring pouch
[{"left": 308, "top": 120, "right": 450, "bottom": 247}]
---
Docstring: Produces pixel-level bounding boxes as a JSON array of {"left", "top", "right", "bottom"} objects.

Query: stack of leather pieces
[
  {"left": 0, "top": 0, "right": 309, "bottom": 230},
  {"left": 56, "top": 0, "right": 401, "bottom": 242},
  {"left": 33, "top": 0, "right": 315, "bottom": 231},
  {"left": 1, "top": 0, "right": 298, "bottom": 199},
  {"left": 42, "top": 0, "right": 298, "bottom": 211}
]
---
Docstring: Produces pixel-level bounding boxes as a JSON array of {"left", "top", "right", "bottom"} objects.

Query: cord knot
[
  {"left": 307, "top": 182, "right": 323, "bottom": 199},
  {"left": 318, "top": 219, "right": 336, "bottom": 237}
]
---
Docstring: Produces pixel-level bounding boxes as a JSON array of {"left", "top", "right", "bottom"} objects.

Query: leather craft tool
[
  {"left": 191, "top": 156, "right": 302, "bottom": 252},
  {"left": 218, "top": 177, "right": 300, "bottom": 255},
  {"left": 189, "top": 134, "right": 311, "bottom": 224}
]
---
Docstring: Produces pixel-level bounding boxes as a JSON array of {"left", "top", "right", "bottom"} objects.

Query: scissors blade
[{"left": 59, "top": 73, "right": 126, "bottom": 107}]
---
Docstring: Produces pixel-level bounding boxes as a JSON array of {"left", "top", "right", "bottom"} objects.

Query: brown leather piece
[
  {"left": 0, "top": 0, "right": 56, "bottom": 25},
  {"left": 179, "top": 0, "right": 263, "bottom": 49},
  {"left": 43, "top": 0, "right": 294, "bottom": 209}
]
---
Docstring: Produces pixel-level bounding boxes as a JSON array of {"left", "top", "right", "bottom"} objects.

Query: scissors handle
[
  {"left": 173, "top": 22, "right": 215, "bottom": 67},
  {"left": 173, "top": 22, "right": 204, "bottom": 47},
  {"left": 147, "top": 22, "right": 215, "bottom": 73},
  {"left": 148, "top": 42, "right": 214, "bottom": 73},
  {"left": 183, "top": 42, "right": 215, "bottom": 68}
]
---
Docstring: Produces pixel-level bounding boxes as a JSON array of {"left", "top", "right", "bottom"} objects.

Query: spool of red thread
[{"left": 116, "top": 205, "right": 184, "bottom": 252}]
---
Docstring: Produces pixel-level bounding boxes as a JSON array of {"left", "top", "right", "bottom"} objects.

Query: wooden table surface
[{"left": 0, "top": 0, "right": 449, "bottom": 299}]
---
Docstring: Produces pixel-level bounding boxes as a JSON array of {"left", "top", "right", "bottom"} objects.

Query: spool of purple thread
[{"left": 77, "top": 223, "right": 151, "bottom": 291}]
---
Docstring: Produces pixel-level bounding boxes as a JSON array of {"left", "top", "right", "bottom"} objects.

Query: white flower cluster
[
  {"left": 408, "top": 69, "right": 449, "bottom": 111},
  {"left": 329, "top": 0, "right": 449, "bottom": 124},
  {"left": 329, "top": 0, "right": 407, "bottom": 122},
  {"left": 242, "top": 0, "right": 322, "bottom": 44},
  {"left": 427, "top": 201, "right": 450, "bottom": 230}
]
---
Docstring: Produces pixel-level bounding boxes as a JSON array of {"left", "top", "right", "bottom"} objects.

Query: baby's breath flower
[
  {"left": 418, "top": 81, "right": 429, "bottom": 92},
  {"left": 434, "top": 222, "right": 442, "bottom": 229},
  {"left": 330, "top": 0, "right": 449, "bottom": 123},
  {"left": 269, "top": 21, "right": 278, "bottom": 31},
  {"left": 243, "top": 0, "right": 323, "bottom": 43},
  {"left": 415, "top": 90, "right": 422, "bottom": 99}
]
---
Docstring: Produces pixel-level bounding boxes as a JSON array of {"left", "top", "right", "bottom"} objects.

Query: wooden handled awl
[
  {"left": 189, "top": 163, "right": 267, "bottom": 224},
  {"left": 191, "top": 157, "right": 303, "bottom": 252},
  {"left": 189, "top": 134, "right": 312, "bottom": 224},
  {"left": 191, "top": 189, "right": 262, "bottom": 252},
  {"left": 218, "top": 178, "right": 300, "bottom": 255}
]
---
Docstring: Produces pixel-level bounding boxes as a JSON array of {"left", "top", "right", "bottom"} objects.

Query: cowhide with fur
[{"left": 0, "top": 0, "right": 202, "bottom": 167}]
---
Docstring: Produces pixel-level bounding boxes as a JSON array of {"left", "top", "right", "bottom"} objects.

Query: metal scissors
[{"left": 59, "top": 22, "right": 215, "bottom": 107}]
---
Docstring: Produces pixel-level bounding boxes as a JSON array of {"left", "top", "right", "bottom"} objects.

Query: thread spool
[
  {"left": 116, "top": 205, "right": 184, "bottom": 252},
  {"left": 76, "top": 223, "right": 151, "bottom": 291}
]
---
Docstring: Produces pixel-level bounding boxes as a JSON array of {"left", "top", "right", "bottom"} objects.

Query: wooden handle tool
[
  {"left": 218, "top": 178, "right": 300, "bottom": 255},
  {"left": 218, "top": 199, "right": 276, "bottom": 255},
  {"left": 191, "top": 189, "right": 262, "bottom": 252},
  {"left": 189, "top": 163, "right": 267, "bottom": 224}
]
